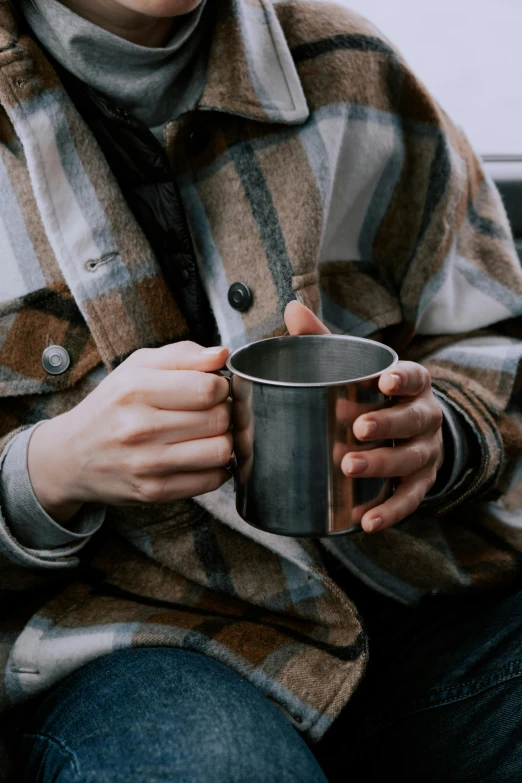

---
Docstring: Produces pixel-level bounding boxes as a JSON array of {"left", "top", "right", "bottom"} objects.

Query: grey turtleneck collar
[{"left": 21, "top": 0, "right": 209, "bottom": 141}]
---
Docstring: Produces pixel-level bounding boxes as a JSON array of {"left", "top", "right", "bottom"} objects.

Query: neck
[{"left": 57, "top": 0, "right": 175, "bottom": 47}]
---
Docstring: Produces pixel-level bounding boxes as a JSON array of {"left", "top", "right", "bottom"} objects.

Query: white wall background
[{"left": 330, "top": 0, "right": 521, "bottom": 156}]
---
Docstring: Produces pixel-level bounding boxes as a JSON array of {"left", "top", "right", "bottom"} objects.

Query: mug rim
[{"left": 226, "top": 334, "right": 399, "bottom": 388}]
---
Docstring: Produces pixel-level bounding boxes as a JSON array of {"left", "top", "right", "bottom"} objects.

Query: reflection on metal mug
[{"left": 225, "top": 334, "right": 398, "bottom": 537}]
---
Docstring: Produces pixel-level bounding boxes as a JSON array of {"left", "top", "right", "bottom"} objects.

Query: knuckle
[
  {"left": 426, "top": 471, "right": 437, "bottom": 491},
  {"left": 408, "top": 363, "right": 429, "bottom": 393},
  {"left": 125, "top": 451, "right": 152, "bottom": 478},
  {"left": 410, "top": 404, "right": 425, "bottom": 433},
  {"left": 209, "top": 404, "right": 230, "bottom": 435},
  {"left": 417, "top": 481, "right": 429, "bottom": 504},
  {"left": 197, "top": 375, "right": 219, "bottom": 408},
  {"left": 414, "top": 366, "right": 425, "bottom": 392},
  {"left": 410, "top": 444, "right": 427, "bottom": 471},
  {"left": 215, "top": 435, "right": 233, "bottom": 465},
  {"left": 111, "top": 370, "right": 145, "bottom": 406},
  {"left": 178, "top": 340, "right": 199, "bottom": 355},
  {"left": 406, "top": 484, "right": 424, "bottom": 510},
  {"left": 135, "top": 479, "right": 164, "bottom": 505},
  {"left": 418, "top": 364, "right": 431, "bottom": 390},
  {"left": 116, "top": 416, "right": 148, "bottom": 446},
  {"left": 433, "top": 403, "right": 444, "bottom": 430},
  {"left": 430, "top": 442, "right": 441, "bottom": 465}
]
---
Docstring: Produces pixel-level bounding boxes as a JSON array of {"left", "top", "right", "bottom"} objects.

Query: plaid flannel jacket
[{"left": 1, "top": 0, "right": 522, "bottom": 762}]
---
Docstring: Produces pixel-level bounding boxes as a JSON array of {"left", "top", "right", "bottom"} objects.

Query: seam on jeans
[
  {"left": 23, "top": 732, "right": 81, "bottom": 778},
  {"left": 413, "top": 662, "right": 522, "bottom": 709},
  {"left": 425, "top": 658, "right": 522, "bottom": 697},
  {"left": 354, "top": 660, "right": 522, "bottom": 743}
]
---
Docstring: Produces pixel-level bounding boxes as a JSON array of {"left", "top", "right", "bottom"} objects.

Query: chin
[{"left": 123, "top": 0, "right": 204, "bottom": 17}]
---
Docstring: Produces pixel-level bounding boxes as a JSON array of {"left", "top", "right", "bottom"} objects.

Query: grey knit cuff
[
  {"left": 0, "top": 422, "right": 105, "bottom": 552},
  {"left": 426, "top": 391, "right": 477, "bottom": 502}
]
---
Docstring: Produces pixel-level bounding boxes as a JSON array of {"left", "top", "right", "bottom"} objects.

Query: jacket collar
[
  {"left": 0, "top": 0, "right": 309, "bottom": 126},
  {"left": 199, "top": 0, "right": 309, "bottom": 124}
]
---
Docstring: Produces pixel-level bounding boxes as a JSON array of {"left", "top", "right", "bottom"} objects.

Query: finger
[
  {"left": 350, "top": 479, "right": 394, "bottom": 526},
  {"left": 154, "top": 432, "right": 234, "bottom": 473},
  {"left": 333, "top": 441, "right": 350, "bottom": 467},
  {"left": 125, "top": 342, "right": 229, "bottom": 373},
  {"left": 284, "top": 301, "right": 331, "bottom": 336},
  {"left": 353, "top": 399, "right": 443, "bottom": 441},
  {"left": 333, "top": 437, "right": 387, "bottom": 469},
  {"left": 342, "top": 437, "right": 437, "bottom": 478},
  {"left": 360, "top": 469, "right": 437, "bottom": 533},
  {"left": 335, "top": 398, "right": 382, "bottom": 428},
  {"left": 233, "top": 424, "right": 254, "bottom": 465},
  {"left": 131, "top": 468, "right": 231, "bottom": 505},
  {"left": 129, "top": 403, "right": 231, "bottom": 445},
  {"left": 132, "top": 369, "right": 231, "bottom": 411},
  {"left": 232, "top": 398, "right": 252, "bottom": 432},
  {"left": 379, "top": 361, "right": 431, "bottom": 398}
]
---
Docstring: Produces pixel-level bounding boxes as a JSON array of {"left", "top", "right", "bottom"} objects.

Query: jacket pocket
[
  {"left": 292, "top": 270, "right": 321, "bottom": 315},
  {"left": 319, "top": 260, "right": 403, "bottom": 338},
  {"left": 0, "top": 283, "right": 101, "bottom": 398}
]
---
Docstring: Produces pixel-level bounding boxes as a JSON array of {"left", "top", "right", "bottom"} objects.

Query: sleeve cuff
[
  {"left": 424, "top": 391, "right": 479, "bottom": 503},
  {"left": 0, "top": 422, "right": 105, "bottom": 551}
]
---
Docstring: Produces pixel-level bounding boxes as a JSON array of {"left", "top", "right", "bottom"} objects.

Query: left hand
[{"left": 284, "top": 301, "right": 444, "bottom": 533}]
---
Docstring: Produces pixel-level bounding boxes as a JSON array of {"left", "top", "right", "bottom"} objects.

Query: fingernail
[
  {"left": 201, "top": 346, "right": 225, "bottom": 355},
  {"left": 365, "top": 517, "right": 384, "bottom": 533},
  {"left": 390, "top": 373, "right": 401, "bottom": 391},
  {"left": 344, "top": 456, "right": 367, "bottom": 475},
  {"left": 362, "top": 420, "right": 378, "bottom": 439}
]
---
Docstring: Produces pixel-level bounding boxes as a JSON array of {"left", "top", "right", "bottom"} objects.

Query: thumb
[{"left": 284, "top": 301, "right": 331, "bottom": 336}]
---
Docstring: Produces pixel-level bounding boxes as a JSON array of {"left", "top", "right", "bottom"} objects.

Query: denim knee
[{"left": 22, "top": 648, "right": 327, "bottom": 783}]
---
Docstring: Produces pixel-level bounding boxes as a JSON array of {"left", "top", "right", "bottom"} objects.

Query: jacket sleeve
[
  {"left": 424, "top": 391, "right": 475, "bottom": 501},
  {"left": 378, "top": 65, "right": 522, "bottom": 516},
  {"left": 0, "top": 425, "right": 89, "bottom": 586},
  {"left": 0, "top": 423, "right": 104, "bottom": 554}
]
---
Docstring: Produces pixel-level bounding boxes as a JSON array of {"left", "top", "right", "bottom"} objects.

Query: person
[{"left": 0, "top": 0, "right": 521, "bottom": 780}]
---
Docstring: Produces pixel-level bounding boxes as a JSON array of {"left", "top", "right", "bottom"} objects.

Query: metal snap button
[
  {"left": 180, "top": 267, "right": 191, "bottom": 285},
  {"left": 227, "top": 282, "right": 253, "bottom": 312},
  {"left": 41, "top": 345, "right": 71, "bottom": 375}
]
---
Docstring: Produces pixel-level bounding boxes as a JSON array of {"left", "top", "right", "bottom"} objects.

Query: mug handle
[
  {"left": 219, "top": 368, "right": 234, "bottom": 401},
  {"left": 219, "top": 369, "right": 238, "bottom": 479}
]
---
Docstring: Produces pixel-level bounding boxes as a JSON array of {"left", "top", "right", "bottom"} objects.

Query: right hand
[{"left": 28, "top": 342, "right": 233, "bottom": 523}]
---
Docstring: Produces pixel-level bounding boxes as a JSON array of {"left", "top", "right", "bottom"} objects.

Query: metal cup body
[{"left": 227, "top": 335, "right": 398, "bottom": 537}]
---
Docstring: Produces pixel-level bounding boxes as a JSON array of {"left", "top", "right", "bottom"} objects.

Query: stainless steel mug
[{"left": 226, "top": 334, "right": 398, "bottom": 537}]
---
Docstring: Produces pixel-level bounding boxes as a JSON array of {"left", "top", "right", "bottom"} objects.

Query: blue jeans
[
  {"left": 316, "top": 579, "right": 522, "bottom": 782},
  {"left": 20, "top": 585, "right": 522, "bottom": 782},
  {"left": 20, "top": 647, "right": 327, "bottom": 783}
]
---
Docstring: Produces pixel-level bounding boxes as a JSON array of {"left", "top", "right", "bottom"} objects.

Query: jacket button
[
  {"left": 180, "top": 268, "right": 191, "bottom": 285},
  {"left": 228, "top": 282, "right": 252, "bottom": 312},
  {"left": 41, "top": 345, "right": 70, "bottom": 375}
]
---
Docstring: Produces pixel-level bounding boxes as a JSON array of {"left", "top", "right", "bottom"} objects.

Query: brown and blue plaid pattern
[{"left": 0, "top": 0, "right": 521, "bottom": 761}]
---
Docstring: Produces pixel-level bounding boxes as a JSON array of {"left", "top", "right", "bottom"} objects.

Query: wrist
[{"left": 27, "top": 415, "right": 84, "bottom": 524}]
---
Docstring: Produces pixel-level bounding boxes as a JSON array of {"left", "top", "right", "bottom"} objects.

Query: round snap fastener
[
  {"left": 228, "top": 282, "right": 253, "bottom": 312},
  {"left": 41, "top": 345, "right": 71, "bottom": 375},
  {"left": 180, "top": 267, "right": 191, "bottom": 285}
]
